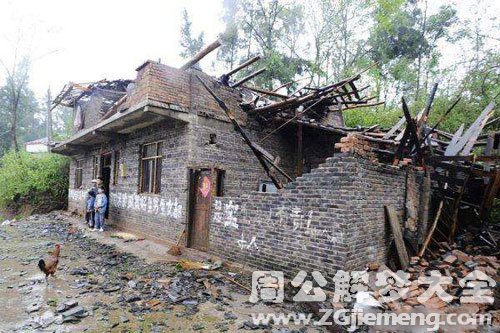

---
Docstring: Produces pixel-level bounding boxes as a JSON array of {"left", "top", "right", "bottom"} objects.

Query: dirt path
[{"left": 0, "top": 212, "right": 324, "bottom": 333}]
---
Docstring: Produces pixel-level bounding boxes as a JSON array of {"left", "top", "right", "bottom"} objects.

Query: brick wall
[
  {"left": 123, "top": 61, "right": 247, "bottom": 124},
  {"left": 67, "top": 116, "right": 299, "bottom": 243},
  {"left": 68, "top": 120, "right": 190, "bottom": 243},
  {"left": 209, "top": 154, "right": 422, "bottom": 278}
]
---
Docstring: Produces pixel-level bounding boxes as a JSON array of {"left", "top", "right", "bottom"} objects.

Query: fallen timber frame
[{"left": 196, "top": 75, "right": 291, "bottom": 189}]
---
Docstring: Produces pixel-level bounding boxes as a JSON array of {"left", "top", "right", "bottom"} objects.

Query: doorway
[
  {"left": 187, "top": 169, "right": 212, "bottom": 251},
  {"left": 188, "top": 167, "right": 229, "bottom": 251},
  {"left": 100, "top": 153, "right": 112, "bottom": 219}
]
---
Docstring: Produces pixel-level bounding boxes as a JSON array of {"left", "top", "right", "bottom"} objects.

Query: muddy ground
[{"left": 0, "top": 212, "right": 326, "bottom": 333}]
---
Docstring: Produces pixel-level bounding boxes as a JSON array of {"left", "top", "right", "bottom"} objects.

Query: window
[
  {"left": 92, "top": 155, "right": 99, "bottom": 179},
  {"left": 259, "top": 180, "right": 278, "bottom": 193},
  {"left": 139, "top": 141, "right": 162, "bottom": 193},
  {"left": 75, "top": 160, "right": 83, "bottom": 188},
  {"left": 215, "top": 169, "right": 225, "bottom": 197},
  {"left": 113, "top": 150, "right": 120, "bottom": 185}
]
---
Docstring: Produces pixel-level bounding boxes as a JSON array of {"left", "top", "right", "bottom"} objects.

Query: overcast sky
[
  {"left": 0, "top": 0, "right": 224, "bottom": 99},
  {"left": 0, "top": 0, "right": 498, "bottom": 101}
]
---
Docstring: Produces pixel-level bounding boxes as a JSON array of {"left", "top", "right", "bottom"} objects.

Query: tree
[
  {"left": 217, "top": 0, "right": 241, "bottom": 71},
  {"left": 235, "top": 0, "right": 308, "bottom": 89},
  {"left": 179, "top": 8, "right": 205, "bottom": 59},
  {"left": 0, "top": 55, "right": 31, "bottom": 151},
  {"left": 305, "top": 0, "right": 372, "bottom": 86},
  {"left": 369, "top": 0, "right": 457, "bottom": 103}
]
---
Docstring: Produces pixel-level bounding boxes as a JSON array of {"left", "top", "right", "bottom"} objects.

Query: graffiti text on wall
[
  {"left": 111, "top": 192, "right": 182, "bottom": 219},
  {"left": 69, "top": 189, "right": 182, "bottom": 220},
  {"left": 213, "top": 199, "right": 239, "bottom": 229}
]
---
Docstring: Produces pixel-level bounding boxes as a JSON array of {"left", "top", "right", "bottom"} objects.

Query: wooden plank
[
  {"left": 180, "top": 39, "right": 221, "bottom": 70},
  {"left": 231, "top": 68, "right": 266, "bottom": 88},
  {"left": 385, "top": 206, "right": 410, "bottom": 270},
  {"left": 224, "top": 56, "right": 261, "bottom": 77},
  {"left": 242, "top": 85, "right": 288, "bottom": 99},
  {"left": 484, "top": 132, "right": 495, "bottom": 172},
  {"left": 461, "top": 104, "right": 495, "bottom": 155},
  {"left": 250, "top": 142, "right": 274, "bottom": 161},
  {"left": 197, "top": 75, "right": 285, "bottom": 189},
  {"left": 446, "top": 102, "right": 495, "bottom": 156},
  {"left": 449, "top": 173, "right": 470, "bottom": 242},
  {"left": 418, "top": 97, "right": 461, "bottom": 148},
  {"left": 384, "top": 116, "right": 406, "bottom": 139},
  {"left": 402, "top": 97, "right": 424, "bottom": 166},
  {"left": 418, "top": 201, "right": 444, "bottom": 257},
  {"left": 297, "top": 122, "right": 303, "bottom": 175}
]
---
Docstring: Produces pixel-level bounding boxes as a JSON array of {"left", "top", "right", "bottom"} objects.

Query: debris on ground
[
  {"left": 0, "top": 212, "right": 317, "bottom": 332},
  {"left": 110, "top": 231, "right": 145, "bottom": 242}
]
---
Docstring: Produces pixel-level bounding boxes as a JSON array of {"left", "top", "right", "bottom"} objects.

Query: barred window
[
  {"left": 75, "top": 160, "right": 83, "bottom": 188},
  {"left": 113, "top": 150, "right": 120, "bottom": 185},
  {"left": 92, "top": 155, "right": 99, "bottom": 179},
  {"left": 139, "top": 141, "right": 162, "bottom": 193}
]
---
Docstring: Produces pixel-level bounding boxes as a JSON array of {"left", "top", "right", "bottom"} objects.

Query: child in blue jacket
[{"left": 93, "top": 188, "right": 108, "bottom": 232}]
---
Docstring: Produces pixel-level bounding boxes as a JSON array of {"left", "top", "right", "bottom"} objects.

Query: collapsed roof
[{"left": 52, "top": 79, "right": 133, "bottom": 115}]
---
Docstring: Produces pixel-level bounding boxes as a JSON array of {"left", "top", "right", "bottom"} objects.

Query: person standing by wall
[
  {"left": 85, "top": 190, "right": 96, "bottom": 228},
  {"left": 93, "top": 187, "right": 108, "bottom": 232}
]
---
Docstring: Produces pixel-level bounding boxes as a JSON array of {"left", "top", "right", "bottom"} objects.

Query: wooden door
[{"left": 190, "top": 169, "right": 212, "bottom": 250}]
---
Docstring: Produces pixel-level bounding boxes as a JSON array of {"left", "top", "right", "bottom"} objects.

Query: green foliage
[
  {"left": 179, "top": 8, "right": 205, "bottom": 59},
  {"left": 0, "top": 57, "right": 46, "bottom": 155},
  {"left": 0, "top": 150, "right": 69, "bottom": 214},
  {"left": 211, "top": 0, "right": 498, "bottom": 134}
]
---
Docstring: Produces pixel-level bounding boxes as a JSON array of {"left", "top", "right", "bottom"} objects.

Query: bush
[{"left": 0, "top": 150, "right": 69, "bottom": 215}]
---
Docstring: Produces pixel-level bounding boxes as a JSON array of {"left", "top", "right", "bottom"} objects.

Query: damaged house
[{"left": 52, "top": 42, "right": 497, "bottom": 279}]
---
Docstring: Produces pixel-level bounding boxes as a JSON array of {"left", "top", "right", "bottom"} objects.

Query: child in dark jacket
[{"left": 85, "top": 190, "right": 96, "bottom": 228}]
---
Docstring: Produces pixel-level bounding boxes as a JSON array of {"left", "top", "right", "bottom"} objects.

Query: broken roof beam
[
  {"left": 231, "top": 68, "right": 266, "bottom": 88},
  {"left": 196, "top": 75, "right": 286, "bottom": 189},
  {"left": 180, "top": 38, "right": 221, "bottom": 70},
  {"left": 445, "top": 102, "right": 495, "bottom": 156},
  {"left": 242, "top": 85, "right": 288, "bottom": 99},
  {"left": 224, "top": 56, "right": 261, "bottom": 78}
]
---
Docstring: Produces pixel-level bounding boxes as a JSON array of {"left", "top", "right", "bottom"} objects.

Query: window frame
[
  {"left": 113, "top": 150, "right": 120, "bottom": 185},
  {"left": 139, "top": 141, "right": 163, "bottom": 194},
  {"left": 74, "top": 159, "right": 83, "bottom": 189},
  {"left": 92, "top": 155, "right": 99, "bottom": 180}
]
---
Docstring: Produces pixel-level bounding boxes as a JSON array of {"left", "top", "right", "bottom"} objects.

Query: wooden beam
[
  {"left": 446, "top": 102, "right": 495, "bottom": 156},
  {"left": 231, "top": 68, "right": 266, "bottom": 88},
  {"left": 385, "top": 206, "right": 410, "bottom": 270},
  {"left": 180, "top": 38, "right": 221, "bottom": 70},
  {"left": 418, "top": 201, "right": 443, "bottom": 257},
  {"left": 196, "top": 75, "right": 285, "bottom": 189},
  {"left": 297, "top": 122, "right": 303, "bottom": 176},
  {"left": 242, "top": 85, "right": 288, "bottom": 99},
  {"left": 449, "top": 173, "right": 470, "bottom": 242},
  {"left": 224, "top": 56, "right": 261, "bottom": 77}
]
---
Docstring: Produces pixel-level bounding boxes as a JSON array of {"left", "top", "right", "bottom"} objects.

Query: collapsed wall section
[{"left": 209, "top": 153, "right": 415, "bottom": 278}]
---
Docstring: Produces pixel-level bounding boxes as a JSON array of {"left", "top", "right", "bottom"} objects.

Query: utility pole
[{"left": 46, "top": 87, "right": 52, "bottom": 144}]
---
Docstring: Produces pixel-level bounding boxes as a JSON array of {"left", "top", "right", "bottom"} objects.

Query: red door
[{"left": 190, "top": 169, "right": 212, "bottom": 250}]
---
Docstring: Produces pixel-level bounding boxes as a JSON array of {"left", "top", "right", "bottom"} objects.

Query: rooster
[{"left": 38, "top": 244, "right": 61, "bottom": 282}]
